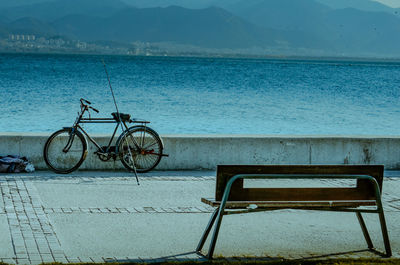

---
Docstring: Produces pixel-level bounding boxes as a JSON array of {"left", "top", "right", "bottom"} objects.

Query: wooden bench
[{"left": 196, "top": 165, "right": 392, "bottom": 259}]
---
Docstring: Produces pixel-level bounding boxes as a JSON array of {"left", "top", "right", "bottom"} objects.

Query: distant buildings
[
  {"left": 2, "top": 33, "right": 272, "bottom": 58},
  {"left": 9, "top": 34, "right": 36, "bottom": 41},
  {"left": 2, "top": 34, "right": 170, "bottom": 55},
  {"left": 3, "top": 34, "right": 94, "bottom": 53}
]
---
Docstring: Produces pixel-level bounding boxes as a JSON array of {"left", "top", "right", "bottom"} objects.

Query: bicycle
[{"left": 43, "top": 98, "right": 167, "bottom": 174}]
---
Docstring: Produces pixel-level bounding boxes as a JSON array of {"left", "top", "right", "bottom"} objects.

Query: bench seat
[{"left": 201, "top": 198, "right": 376, "bottom": 209}]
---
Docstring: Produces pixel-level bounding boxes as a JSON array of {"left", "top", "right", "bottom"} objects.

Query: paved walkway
[{"left": 0, "top": 170, "right": 399, "bottom": 264}]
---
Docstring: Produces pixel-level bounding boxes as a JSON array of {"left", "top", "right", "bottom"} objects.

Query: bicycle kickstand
[{"left": 132, "top": 164, "right": 140, "bottom": 185}]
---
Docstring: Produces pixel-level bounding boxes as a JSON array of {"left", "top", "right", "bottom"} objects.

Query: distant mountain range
[
  {"left": 2, "top": 0, "right": 129, "bottom": 21},
  {"left": 315, "top": 0, "right": 400, "bottom": 13},
  {"left": 1, "top": 0, "right": 400, "bottom": 57},
  {"left": 52, "top": 6, "right": 283, "bottom": 48},
  {"left": 225, "top": 0, "right": 400, "bottom": 54}
]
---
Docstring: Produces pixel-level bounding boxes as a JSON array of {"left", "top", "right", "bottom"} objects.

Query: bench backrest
[{"left": 216, "top": 165, "right": 384, "bottom": 202}]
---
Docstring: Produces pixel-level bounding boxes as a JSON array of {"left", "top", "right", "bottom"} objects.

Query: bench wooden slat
[
  {"left": 202, "top": 197, "right": 377, "bottom": 208},
  {"left": 231, "top": 187, "right": 375, "bottom": 201},
  {"left": 216, "top": 165, "right": 384, "bottom": 201}
]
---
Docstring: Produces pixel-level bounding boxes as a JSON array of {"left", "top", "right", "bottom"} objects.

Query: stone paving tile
[
  {"left": 140, "top": 257, "right": 167, "bottom": 263},
  {"left": 16, "top": 258, "right": 30, "bottom": 264},
  {"left": 103, "top": 257, "right": 117, "bottom": 262},
  {"left": 116, "top": 207, "right": 129, "bottom": 213},
  {"left": 78, "top": 256, "right": 93, "bottom": 263},
  {"left": 54, "top": 257, "right": 69, "bottom": 264},
  {"left": 133, "top": 207, "right": 146, "bottom": 213},
  {"left": 65, "top": 256, "right": 80, "bottom": 263},
  {"left": 99, "top": 208, "right": 110, "bottom": 213},
  {"left": 89, "top": 256, "right": 105, "bottom": 263},
  {"left": 126, "top": 207, "right": 138, "bottom": 213},
  {"left": 61, "top": 208, "right": 73, "bottom": 214},
  {"left": 17, "top": 175, "right": 215, "bottom": 183},
  {"left": 43, "top": 206, "right": 214, "bottom": 214},
  {"left": 89, "top": 208, "right": 101, "bottom": 213},
  {"left": 152, "top": 207, "right": 168, "bottom": 213},
  {"left": 143, "top": 207, "right": 156, "bottom": 213},
  {"left": 1, "top": 258, "right": 16, "bottom": 264},
  {"left": 120, "top": 258, "right": 145, "bottom": 263},
  {"left": 0, "top": 179, "right": 66, "bottom": 265},
  {"left": 1, "top": 174, "right": 216, "bottom": 264},
  {"left": 107, "top": 207, "right": 120, "bottom": 213}
]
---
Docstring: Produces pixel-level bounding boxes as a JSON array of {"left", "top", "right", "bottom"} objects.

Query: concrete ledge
[{"left": 1, "top": 132, "right": 400, "bottom": 170}]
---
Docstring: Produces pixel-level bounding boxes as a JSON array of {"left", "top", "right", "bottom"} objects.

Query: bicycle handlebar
[
  {"left": 80, "top": 98, "right": 99, "bottom": 113},
  {"left": 89, "top": 106, "right": 99, "bottom": 113},
  {"left": 80, "top": 98, "right": 91, "bottom": 105}
]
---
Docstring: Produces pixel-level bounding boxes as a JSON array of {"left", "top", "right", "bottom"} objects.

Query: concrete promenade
[{"left": 0, "top": 170, "right": 400, "bottom": 264}]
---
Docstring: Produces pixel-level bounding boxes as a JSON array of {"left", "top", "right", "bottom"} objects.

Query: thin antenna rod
[
  {"left": 101, "top": 59, "right": 140, "bottom": 185},
  {"left": 102, "top": 59, "right": 119, "bottom": 114}
]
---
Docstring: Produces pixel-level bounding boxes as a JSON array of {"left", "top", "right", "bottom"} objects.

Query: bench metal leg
[
  {"left": 356, "top": 212, "right": 374, "bottom": 249},
  {"left": 377, "top": 205, "right": 392, "bottom": 257},
  {"left": 373, "top": 184, "right": 392, "bottom": 257},
  {"left": 207, "top": 207, "right": 226, "bottom": 259},
  {"left": 196, "top": 207, "right": 219, "bottom": 252}
]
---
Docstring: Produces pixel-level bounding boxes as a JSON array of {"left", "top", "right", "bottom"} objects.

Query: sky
[{"left": 375, "top": 0, "right": 400, "bottom": 7}]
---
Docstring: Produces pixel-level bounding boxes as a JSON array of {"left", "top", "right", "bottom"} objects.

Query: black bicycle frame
[
  {"left": 77, "top": 117, "right": 125, "bottom": 153},
  {"left": 64, "top": 99, "right": 151, "bottom": 156}
]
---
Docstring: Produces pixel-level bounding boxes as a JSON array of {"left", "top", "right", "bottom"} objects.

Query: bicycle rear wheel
[
  {"left": 43, "top": 128, "right": 87, "bottom": 174},
  {"left": 118, "top": 126, "right": 163, "bottom": 173}
]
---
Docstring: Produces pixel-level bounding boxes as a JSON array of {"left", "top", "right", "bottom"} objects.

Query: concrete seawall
[{"left": 1, "top": 132, "right": 400, "bottom": 170}]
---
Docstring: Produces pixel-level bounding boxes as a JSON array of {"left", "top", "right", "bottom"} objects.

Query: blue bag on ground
[{"left": 0, "top": 155, "right": 35, "bottom": 173}]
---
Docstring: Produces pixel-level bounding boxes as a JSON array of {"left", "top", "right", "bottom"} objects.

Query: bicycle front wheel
[
  {"left": 43, "top": 128, "right": 87, "bottom": 174},
  {"left": 118, "top": 126, "right": 163, "bottom": 173}
]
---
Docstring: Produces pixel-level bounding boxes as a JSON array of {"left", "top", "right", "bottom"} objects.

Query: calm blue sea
[{"left": 0, "top": 53, "right": 400, "bottom": 135}]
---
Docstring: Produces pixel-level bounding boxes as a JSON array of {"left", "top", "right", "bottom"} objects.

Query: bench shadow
[
  {"left": 110, "top": 251, "right": 208, "bottom": 263},
  {"left": 108, "top": 248, "right": 388, "bottom": 263},
  {"left": 296, "top": 248, "right": 389, "bottom": 260}
]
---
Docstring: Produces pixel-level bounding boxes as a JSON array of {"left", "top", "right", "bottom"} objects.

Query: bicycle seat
[{"left": 111, "top": 112, "right": 131, "bottom": 122}]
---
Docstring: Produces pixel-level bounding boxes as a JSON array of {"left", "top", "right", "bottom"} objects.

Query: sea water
[{"left": 1, "top": 53, "right": 399, "bottom": 135}]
